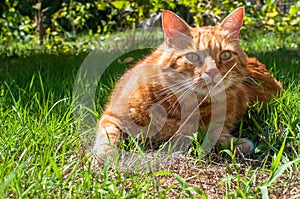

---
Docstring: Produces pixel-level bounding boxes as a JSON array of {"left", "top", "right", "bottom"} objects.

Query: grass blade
[
  {"left": 184, "top": 187, "right": 208, "bottom": 199},
  {"left": 260, "top": 186, "right": 269, "bottom": 199},
  {"left": 270, "top": 137, "right": 286, "bottom": 172},
  {"left": 49, "top": 157, "right": 62, "bottom": 182},
  {"left": 267, "top": 158, "right": 300, "bottom": 186}
]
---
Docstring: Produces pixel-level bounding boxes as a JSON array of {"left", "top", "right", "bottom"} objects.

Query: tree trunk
[{"left": 38, "top": 0, "right": 44, "bottom": 44}]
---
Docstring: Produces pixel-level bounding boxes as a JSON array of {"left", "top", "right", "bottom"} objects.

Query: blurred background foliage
[{"left": 0, "top": 0, "right": 299, "bottom": 56}]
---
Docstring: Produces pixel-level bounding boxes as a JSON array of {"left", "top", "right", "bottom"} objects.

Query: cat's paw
[
  {"left": 92, "top": 126, "right": 120, "bottom": 163},
  {"left": 235, "top": 138, "right": 254, "bottom": 153},
  {"left": 94, "top": 146, "right": 113, "bottom": 158},
  {"left": 217, "top": 136, "right": 254, "bottom": 153},
  {"left": 92, "top": 145, "right": 116, "bottom": 165}
]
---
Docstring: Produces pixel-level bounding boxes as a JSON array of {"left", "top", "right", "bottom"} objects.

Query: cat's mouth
[
  {"left": 206, "top": 82, "right": 217, "bottom": 89},
  {"left": 192, "top": 79, "right": 229, "bottom": 96}
]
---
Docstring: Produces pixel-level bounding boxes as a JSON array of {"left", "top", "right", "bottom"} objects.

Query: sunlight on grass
[{"left": 0, "top": 31, "right": 299, "bottom": 198}]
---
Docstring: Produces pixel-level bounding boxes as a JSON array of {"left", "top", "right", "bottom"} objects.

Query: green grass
[{"left": 0, "top": 31, "right": 299, "bottom": 198}]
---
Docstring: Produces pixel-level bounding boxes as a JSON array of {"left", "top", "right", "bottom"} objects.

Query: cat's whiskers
[
  {"left": 154, "top": 77, "right": 195, "bottom": 98},
  {"left": 161, "top": 62, "right": 238, "bottom": 149},
  {"left": 149, "top": 80, "right": 194, "bottom": 112},
  {"left": 153, "top": 81, "right": 193, "bottom": 105},
  {"left": 120, "top": 80, "right": 195, "bottom": 131},
  {"left": 167, "top": 84, "right": 195, "bottom": 115},
  {"left": 173, "top": 84, "right": 194, "bottom": 103},
  {"left": 153, "top": 74, "right": 192, "bottom": 90},
  {"left": 151, "top": 61, "right": 238, "bottom": 133}
]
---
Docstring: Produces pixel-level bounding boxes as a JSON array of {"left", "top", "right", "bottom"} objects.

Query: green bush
[{"left": 0, "top": 0, "right": 299, "bottom": 56}]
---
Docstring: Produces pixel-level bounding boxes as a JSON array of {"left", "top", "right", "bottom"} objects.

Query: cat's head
[{"left": 160, "top": 7, "right": 247, "bottom": 96}]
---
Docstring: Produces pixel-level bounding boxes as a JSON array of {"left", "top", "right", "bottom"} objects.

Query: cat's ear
[
  {"left": 220, "top": 7, "right": 244, "bottom": 38},
  {"left": 162, "top": 10, "right": 192, "bottom": 49}
]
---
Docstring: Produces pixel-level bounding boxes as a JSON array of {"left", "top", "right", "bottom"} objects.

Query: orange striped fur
[{"left": 93, "top": 7, "right": 282, "bottom": 159}]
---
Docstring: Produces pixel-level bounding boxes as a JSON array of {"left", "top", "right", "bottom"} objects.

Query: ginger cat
[{"left": 93, "top": 7, "right": 282, "bottom": 159}]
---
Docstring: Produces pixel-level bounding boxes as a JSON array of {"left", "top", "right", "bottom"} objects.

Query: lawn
[{"left": 0, "top": 31, "right": 299, "bottom": 198}]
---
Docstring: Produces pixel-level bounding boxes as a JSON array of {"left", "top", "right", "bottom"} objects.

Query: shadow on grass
[
  {"left": 1, "top": 53, "right": 87, "bottom": 100},
  {"left": 1, "top": 48, "right": 298, "bottom": 106},
  {"left": 0, "top": 48, "right": 299, "bottom": 164}
]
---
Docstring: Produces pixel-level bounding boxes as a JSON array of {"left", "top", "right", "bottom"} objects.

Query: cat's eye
[
  {"left": 186, "top": 52, "right": 201, "bottom": 62},
  {"left": 219, "top": 51, "right": 232, "bottom": 60}
]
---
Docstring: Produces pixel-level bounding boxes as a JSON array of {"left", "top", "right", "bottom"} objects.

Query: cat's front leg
[
  {"left": 217, "top": 132, "right": 254, "bottom": 153},
  {"left": 93, "top": 118, "right": 122, "bottom": 159}
]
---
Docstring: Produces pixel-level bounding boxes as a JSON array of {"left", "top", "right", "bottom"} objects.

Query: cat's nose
[{"left": 205, "top": 68, "right": 219, "bottom": 79}]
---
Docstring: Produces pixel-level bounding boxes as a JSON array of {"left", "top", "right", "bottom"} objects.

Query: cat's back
[
  {"left": 242, "top": 57, "right": 282, "bottom": 104},
  {"left": 104, "top": 48, "right": 167, "bottom": 116}
]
